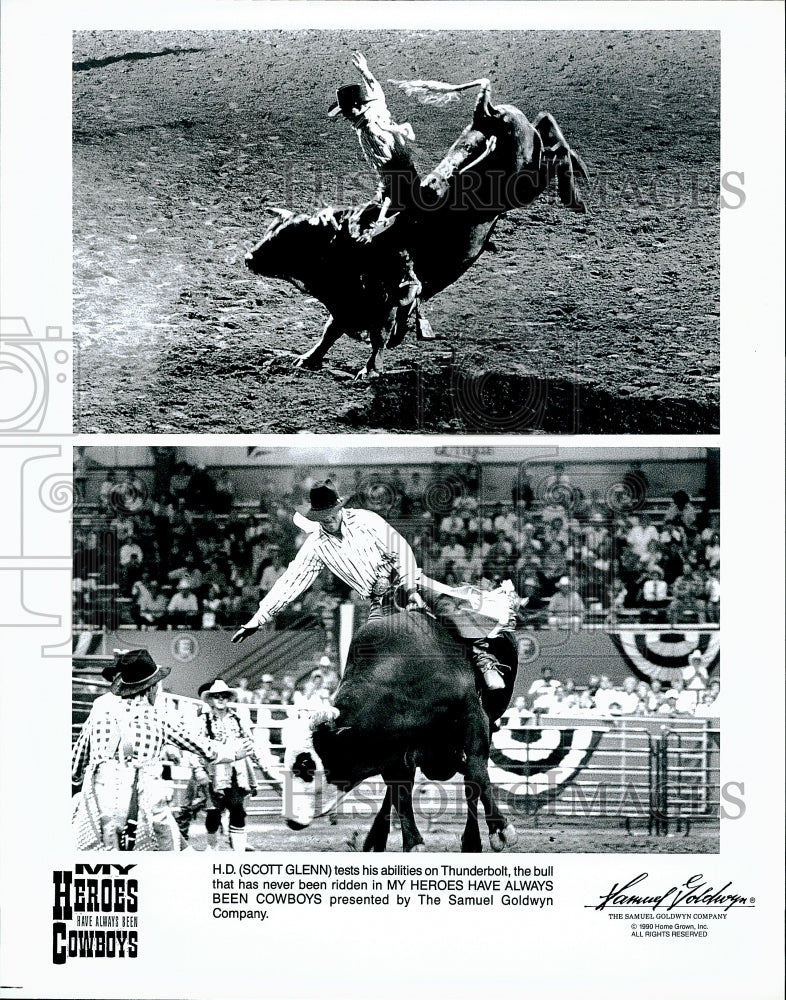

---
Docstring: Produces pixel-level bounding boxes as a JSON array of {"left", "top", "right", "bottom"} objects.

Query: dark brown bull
[
  {"left": 245, "top": 80, "right": 588, "bottom": 377},
  {"left": 282, "top": 606, "right": 519, "bottom": 852}
]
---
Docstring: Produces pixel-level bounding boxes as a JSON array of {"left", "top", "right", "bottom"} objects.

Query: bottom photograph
[{"left": 71, "top": 444, "right": 720, "bottom": 854}]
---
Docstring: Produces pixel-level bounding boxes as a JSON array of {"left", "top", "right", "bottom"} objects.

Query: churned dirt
[
  {"left": 73, "top": 30, "right": 719, "bottom": 433},
  {"left": 190, "top": 815, "right": 719, "bottom": 854}
]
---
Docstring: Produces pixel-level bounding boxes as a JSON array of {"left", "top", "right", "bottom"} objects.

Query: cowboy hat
[
  {"left": 327, "top": 84, "right": 376, "bottom": 120},
  {"left": 305, "top": 483, "right": 346, "bottom": 522},
  {"left": 198, "top": 678, "right": 235, "bottom": 699},
  {"left": 102, "top": 648, "right": 171, "bottom": 698}
]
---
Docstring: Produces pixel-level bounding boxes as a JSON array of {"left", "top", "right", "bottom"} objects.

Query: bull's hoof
[
  {"left": 406, "top": 843, "right": 426, "bottom": 853},
  {"left": 354, "top": 367, "right": 381, "bottom": 382},
  {"left": 294, "top": 354, "right": 322, "bottom": 371},
  {"left": 489, "top": 822, "right": 517, "bottom": 852}
]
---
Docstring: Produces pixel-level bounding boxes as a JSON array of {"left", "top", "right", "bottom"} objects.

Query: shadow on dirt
[
  {"left": 73, "top": 47, "right": 205, "bottom": 73},
  {"left": 345, "top": 363, "right": 720, "bottom": 434}
]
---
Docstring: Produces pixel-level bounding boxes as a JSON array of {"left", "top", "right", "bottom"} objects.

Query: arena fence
[{"left": 72, "top": 677, "right": 719, "bottom": 836}]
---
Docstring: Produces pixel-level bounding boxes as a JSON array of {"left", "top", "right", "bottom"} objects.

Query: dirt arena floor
[
  {"left": 73, "top": 30, "right": 720, "bottom": 434},
  {"left": 189, "top": 815, "right": 719, "bottom": 854}
]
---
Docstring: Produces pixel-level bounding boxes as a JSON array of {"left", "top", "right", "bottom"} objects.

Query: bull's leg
[
  {"left": 363, "top": 783, "right": 393, "bottom": 852},
  {"left": 355, "top": 317, "right": 394, "bottom": 379},
  {"left": 294, "top": 317, "right": 344, "bottom": 371},
  {"left": 389, "top": 769, "right": 425, "bottom": 853},
  {"left": 465, "top": 751, "right": 517, "bottom": 852},
  {"left": 463, "top": 705, "right": 517, "bottom": 852},
  {"left": 369, "top": 763, "right": 424, "bottom": 853},
  {"left": 461, "top": 777, "right": 483, "bottom": 853},
  {"left": 386, "top": 304, "right": 412, "bottom": 350},
  {"left": 532, "top": 112, "right": 588, "bottom": 213}
]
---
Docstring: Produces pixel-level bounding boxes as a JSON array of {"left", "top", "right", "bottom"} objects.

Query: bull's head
[
  {"left": 244, "top": 209, "right": 302, "bottom": 278},
  {"left": 245, "top": 207, "right": 343, "bottom": 280},
  {"left": 281, "top": 709, "right": 341, "bottom": 830},
  {"left": 420, "top": 97, "right": 536, "bottom": 211}
]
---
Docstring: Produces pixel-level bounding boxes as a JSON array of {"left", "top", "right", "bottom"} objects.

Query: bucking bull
[
  {"left": 282, "top": 603, "right": 519, "bottom": 853},
  {"left": 245, "top": 68, "right": 588, "bottom": 377}
]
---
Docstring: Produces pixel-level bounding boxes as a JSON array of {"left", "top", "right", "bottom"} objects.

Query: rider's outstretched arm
[
  {"left": 233, "top": 540, "right": 324, "bottom": 640},
  {"left": 352, "top": 51, "right": 385, "bottom": 103}
]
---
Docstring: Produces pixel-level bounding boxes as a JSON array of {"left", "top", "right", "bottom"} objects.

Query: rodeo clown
[
  {"left": 72, "top": 649, "right": 232, "bottom": 851},
  {"left": 328, "top": 51, "right": 423, "bottom": 311},
  {"left": 231, "top": 483, "right": 512, "bottom": 690},
  {"left": 194, "top": 679, "right": 263, "bottom": 852}
]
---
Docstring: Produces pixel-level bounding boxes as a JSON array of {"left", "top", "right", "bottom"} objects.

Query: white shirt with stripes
[{"left": 246, "top": 508, "right": 419, "bottom": 627}]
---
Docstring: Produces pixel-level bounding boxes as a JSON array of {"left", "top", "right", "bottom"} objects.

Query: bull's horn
[{"left": 265, "top": 206, "right": 294, "bottom": 220}]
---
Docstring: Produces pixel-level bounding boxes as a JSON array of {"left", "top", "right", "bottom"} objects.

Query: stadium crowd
[
  {"left": 72, "top": 458, "right": 720, "bottom": 632},
  {"left": 503, "top": 657, "right": 720, "bottom": 725}
]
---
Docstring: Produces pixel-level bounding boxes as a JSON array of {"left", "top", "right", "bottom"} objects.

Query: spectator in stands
[
  {"left": 577, "top": 687, "right": 596, "bottom": 712},
  {"left": 234, "top": 678, "right": 253, "bottom": 704},
  {"left": 640, "top": 566, "right": 669, "bottom": 622},
  {"left": 541, "top": 544, "right": 569, "bottom": 596},
  {"left": 626, "top": 513, "right": 659, "bottom": 562},
  {"left": 547, "top": 576, "right": 584, "bottom": 629},
  {"left": 682, "top": 649, "right": 710, "bottom": 694},
  {"left": 214, "top": 471, "right": 235, "bottom": 514},
  {"left": 607, "top": 676, "right": 640, "bottom": 715},
  {"left": 99, "top": 470, "right": 118, "bottom": 512},
  {"left": 131, "top": 576, "right": 167, "bottom": 629},
  {"left": 440, "top": 509, "right": 466, "bottom": 536},
  {"left": 592, "top": 676, "right": 619, "bottom": 714},
  {"left": 664, "top": 678, "right": 698, "bottom": 716},
  {"left": 705, "top": 569, "right": 720, "bottom": 623},
  {"left": 516, "top": 577, "right": 549, "bottom": 628},
  {"left": 665, "top": 490, "right": 698, "bottom": 531},
  {"left": 120, "top": 551, "right": 145, "bottom": 597},
  {"left": 259, "top": 548, "right": 286, "bottom": 596},
  {"left": 704, "top": 531, "right": 720, "bottom": 570},
  {"left": 440, "top": 534, "right": 468, "bottom": 576},
  {"left": 167, "top": 580, "right": 200, "bottom": 630},
  {"left": 694, "top": 687, "right": 720, "bottom": 717},
  {"left": 645, "top": 678, "right": 667, "bottom": 713},
  {"left": 668, "top": 574, "right": 707, "bottom": 625},
  {"left": 531, "top": 683, "right": 562, "bottom": 715},
  {"left": 511, "top": 469, "right": 534, "bottom": 510},
  {"left": 253, "top": 674, "right": 279, "bottom": 705},
  {"left": 620, "top": 459, "right": 650, "bottom": 510},
  {"left": 527, "top": 665, "right": 561, "bottom": 705},
  {"left": 118, "top": 533, "right": 144, "bottom": 567}
]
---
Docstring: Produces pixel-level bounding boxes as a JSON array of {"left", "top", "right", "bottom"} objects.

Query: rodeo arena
[{"left": 72, "top": 446, "right": 720, "bottom": 853}]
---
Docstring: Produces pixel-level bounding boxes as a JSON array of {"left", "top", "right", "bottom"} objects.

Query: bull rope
[{"left": 387, "top": 76, "right": 490, "bottom": 106}]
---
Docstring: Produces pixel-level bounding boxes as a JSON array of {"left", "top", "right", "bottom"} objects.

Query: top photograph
[{"left": 73, "top": 29, "right": 719, "bottom": 434}]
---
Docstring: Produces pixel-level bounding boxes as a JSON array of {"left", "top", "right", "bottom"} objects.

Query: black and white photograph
[
  {"left": 72, "top": 445, "right": 721, "bottom": 853},
  {"left": 1, "top": 1, "right": 784, "bottom": 998},
  {"left": 73, "top": 29, "right": 720, "bottom": 434}
]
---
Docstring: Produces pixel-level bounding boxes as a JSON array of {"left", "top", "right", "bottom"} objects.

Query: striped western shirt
[
  {"left": 71, "top": 692, "right": 214, "bottom": 782},
  {"left": 247, "top": 508, "right": 419, "bottom": 626}
]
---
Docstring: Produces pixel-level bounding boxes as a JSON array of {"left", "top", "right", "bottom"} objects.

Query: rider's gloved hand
[{"left": 230, "top": 624, "right": 260, "bottom": 644}]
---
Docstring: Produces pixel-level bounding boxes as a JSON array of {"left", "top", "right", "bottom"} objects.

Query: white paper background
[{"left": 0, "top": 2, "right": 783, "bottom": 998}]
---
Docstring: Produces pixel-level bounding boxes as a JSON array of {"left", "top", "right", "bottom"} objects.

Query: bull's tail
[{"left": 388, "top": 76, "right": 490, "bottom": 106}]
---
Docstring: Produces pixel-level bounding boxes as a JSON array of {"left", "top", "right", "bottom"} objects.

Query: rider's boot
[
  {"left": 397, "top": 251, "right": 422, "bottom": 307},
  {"left": 472, "top": 641, "right": 506, "bottom": 690}
]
